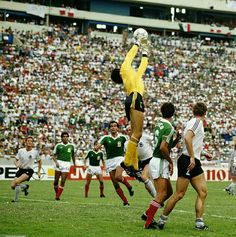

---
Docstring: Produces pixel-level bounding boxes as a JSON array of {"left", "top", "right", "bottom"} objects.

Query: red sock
[
  {"left": 145, "top": 200, "right": 161, "bottom": 228},
  {"left": 85, "top": 184, "right": 89, "bottom": 197},
  {"left": 121, "top": 177, "right": 131, "bottom": 189},
  {"left": 54, "top": 186, "right": 58, "bottom": 194},
  {"left": 116, "top": 187, "right": 128, "bottom": 204},
  {"left": 56, "top": 186, "right": 64, "bottom": 199},
  {"left": 100, "top": 183, "right": 104, "bottom": 196}
]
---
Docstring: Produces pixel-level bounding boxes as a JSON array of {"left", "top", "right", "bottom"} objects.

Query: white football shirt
[
  {"left": 182, "top": 118, "right": 204, "bottom": 160},
  {"left": 16, "top": 148, "right": 40, "bottom": 169},
  {"left": 125, "top": 132, "right": 153, "bottom": 161}
]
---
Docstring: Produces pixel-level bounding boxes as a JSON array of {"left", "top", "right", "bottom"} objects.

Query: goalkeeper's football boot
[{"left": 195, "top": 225, "right": 209, "bottom": 230}]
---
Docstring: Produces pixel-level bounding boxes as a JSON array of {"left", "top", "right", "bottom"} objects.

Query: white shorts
[
  {"left": 149, "top": 157, "right": 170, "bottom": 180},
  {"left": 55, "top": 160, "right": 71, "bottom": 173},
  {"left": 106, "top": 156, "right": 124, "bottom": 173},
  {"left": 87, "top": 166, "right": 102, "bottom": 176}
]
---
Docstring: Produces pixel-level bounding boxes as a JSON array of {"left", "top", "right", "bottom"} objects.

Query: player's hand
[
  {"left": 188, "top": 157, "right": 195, "bottom": 171},
  {"left": 55, "top": 162, "right": 60, "bottom": 168},
  {"left": 15, "top": 160, "right": 21, "bottom": 168}
]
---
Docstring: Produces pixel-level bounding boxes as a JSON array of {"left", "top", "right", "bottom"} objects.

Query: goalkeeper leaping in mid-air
[{"left": 111, "top": 28, "right": 149, "bottom": 176}]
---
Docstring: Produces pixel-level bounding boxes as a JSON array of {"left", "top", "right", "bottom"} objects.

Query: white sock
[
  {"left": 20, "top": 184, "right": 27, "bottom": 191},
  {"left": 144, "top": 179, "right": 156, "bottom": 198},
  {"left": 231, "top": 182, "right": 236, "bottom": 194},
  {"left": 159, "top": 214, "right": 168, "bottom": 224},
  {"left": 14, "top": 185, "right": 21, "bottom": 202}
]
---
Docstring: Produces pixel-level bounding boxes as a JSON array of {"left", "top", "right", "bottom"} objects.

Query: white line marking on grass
[
  {"left": 173, "top": 209, "right": 236, "bottom": 220},
  {"left": 76, "top": 202, "right": 236, "bottom": 220},
  {"left": 211, "top": 214, "right": 236, "bottom": 220},
  {"left": 0, "top": 196, "right": 69, "bottom": 204},
  {"left": 70, "top": 202, "right": 236, "bottom": 220},
  {"left": 2, "top": 196, "right": 236, "bottom": 221},
  {"left": 24, "top": 198, "right": 69, "bottom": 204},
  {"left": 78, "top": 202, "right": 115, "bottom": 206}
]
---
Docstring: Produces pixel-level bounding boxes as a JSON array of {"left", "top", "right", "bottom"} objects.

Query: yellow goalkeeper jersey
[{"left": 120, "top": 45, "right": 148, "bottom": 96}]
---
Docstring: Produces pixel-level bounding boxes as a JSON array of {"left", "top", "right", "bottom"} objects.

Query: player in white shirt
[
  {"left": 11, "top": 137, "right": 42, "bottom": 202},
  {"left": 158, "top": 102, "right": 212, "bottom": 231},
  {"left": 224, "top": 141, "right": 236, "bottom": 195}
]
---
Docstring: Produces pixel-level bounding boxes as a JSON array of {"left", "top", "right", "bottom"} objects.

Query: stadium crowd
[{"left": 0, "top": 25, "right": 235, "bottom": 162}]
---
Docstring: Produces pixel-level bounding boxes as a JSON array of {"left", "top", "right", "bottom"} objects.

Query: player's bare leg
[{"left": 85, "top": 173, "right": 92, "bottom": 198}]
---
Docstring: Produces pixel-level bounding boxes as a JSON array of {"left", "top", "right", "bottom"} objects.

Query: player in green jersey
[
  {"left": 98, "top": 121, "right": 134, "bottom": 206},
  {"left": 142, "top": 102, "right": 181, "bottom": 229},
  {"left": 52, "top": 132, "right": 76, "bottom": 200},
  {"left": 84, "top": 140, "right": 106, "bottom": 198}
]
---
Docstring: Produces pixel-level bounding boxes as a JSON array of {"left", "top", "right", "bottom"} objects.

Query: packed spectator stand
[{"left": 0, "top": 25, "right": 235, "bottom": 163}]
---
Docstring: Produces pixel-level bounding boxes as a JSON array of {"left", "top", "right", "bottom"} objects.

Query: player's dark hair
[
  {"left": 61, "top": 131, "right": 69, "bottom": 138},
  {"left": 109, "top": 120, "right": 119, "bottom": 128},
  {"left": 111, "top": 69, "right": 123, "bottom": 84},
  {"left": 161, "top": 102, "right": 175, "bottom": 118},
  {"left": 193, "top": 102, "right": 207, "bottom": 116}
]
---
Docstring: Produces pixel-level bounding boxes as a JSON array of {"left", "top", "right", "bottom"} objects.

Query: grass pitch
[{"left": 0, "top": 180, "right": 235, "bottom": 237}]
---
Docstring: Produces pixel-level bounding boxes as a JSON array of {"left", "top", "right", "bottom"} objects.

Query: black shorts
[
  {"left": 15, "top": 168, "right": 34, "bottom": 181},
  {"left": 177, "top": 154, "right": 203, "bottom": 179},
  {"left": 125, "top": 92, "right": 145, "bottom": 121},
  {"left": 138, "top": 158, "right": 152, "bottom": 170}
]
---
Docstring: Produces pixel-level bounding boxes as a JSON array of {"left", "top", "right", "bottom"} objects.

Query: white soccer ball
[{"left": 133, "top": 28, "right": 148, "bottom": 40}]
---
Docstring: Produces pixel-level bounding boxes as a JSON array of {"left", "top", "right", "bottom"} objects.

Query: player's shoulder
[
  {"left": 55, "top": 142, "right": 63, "bottom": 147},
  {"left": 86, "top": 149, "right": 93, "bottom": 154},
  {"left": 187, "top": 117, "right": 202, "bottom": 129},
  {"left": 188, "top": 117, "right": 201, "bottom": 123},
  {"left": 32, "top": 148, "right": 40, "bottom": 153},
  {"left": 158, "top": 118, "right": 173, "bottom": 130},
  {"left": 16, "top": 148, "right": 25, "bottom": 157},
  {"left": 98, "top": 135, "right": 110, "bottom": 142},
  {"left": 101, "top": 134, "right": 111, "bottom": 139},
  {"left": 18, "top": 147, "right": 26, "bottom": 152}
]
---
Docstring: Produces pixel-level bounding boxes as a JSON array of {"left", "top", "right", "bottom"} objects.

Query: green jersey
[
  {"left": 53, "top": 143, "right": 75, "bottom": 162},
  {"left": 153, "top": 118, "right": 175, "bottom": 159},
  {"left": 85, "top": 150, "right": 104, "bottom": 166},
  {"left": 98, "top": 134, "right": 127, "bottom": 160}
]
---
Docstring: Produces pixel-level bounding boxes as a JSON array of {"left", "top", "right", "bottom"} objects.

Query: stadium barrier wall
[{"left": 0, "top": 158, "right": 231, "bottom": 181}]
